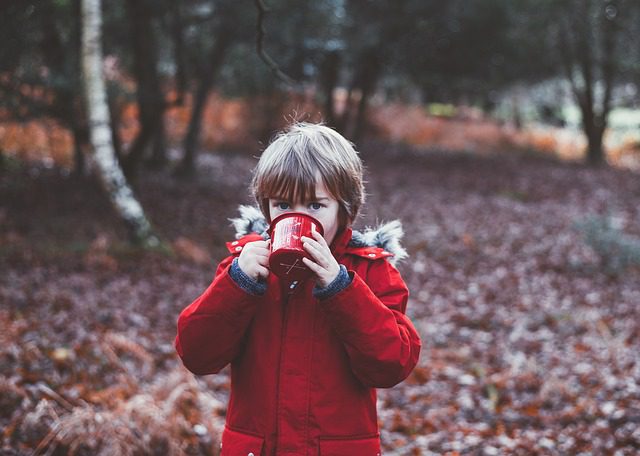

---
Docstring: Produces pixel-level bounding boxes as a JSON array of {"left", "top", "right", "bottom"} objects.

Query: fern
[{"left": 575, "top": 215, "right": 640, "bottom": 274}]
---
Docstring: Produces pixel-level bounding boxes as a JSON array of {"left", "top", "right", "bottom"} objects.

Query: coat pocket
[
  {"left": 220, "top": 426, "right": 264, "bottom": 456},
  {"left": 319, "top": 435, "right": 381, "bottom": 455}
]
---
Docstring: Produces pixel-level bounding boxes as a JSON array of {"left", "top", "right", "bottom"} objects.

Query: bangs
[
  {"left": 255, "top": 144, "right": 319, "bottom": 204},
  {"left": 252, "top": 122, "right": 364, "bottom": 225}
]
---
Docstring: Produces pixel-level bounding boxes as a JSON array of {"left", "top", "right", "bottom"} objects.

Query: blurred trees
[
  {"left": 82, "top": 0, "right": 159, "bottom": 247},
  {"left": 123, "top": 0, "right": 167, "bottom": 177},
  {"left": 555, "top": 0, "right": 620, "bottom": 166},
  {"left": 519, "top": 0, "right": 640, "bottom": 165},
  {"left": 2, "top": 0, "right": 640, "bottom": 174},
  {"left": 176, "top": 0, "right": 254, "bottom": 176},
  {"left": 0, "top": 0, "right": 88, "bottom": 176}
]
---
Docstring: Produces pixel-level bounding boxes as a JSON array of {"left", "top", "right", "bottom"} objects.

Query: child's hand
[
  {"left": 237, "top": 240, "right": 271, "bottom": 281},
  {"left": 301, "top": 230, "right": 341, "bottom": 288}
]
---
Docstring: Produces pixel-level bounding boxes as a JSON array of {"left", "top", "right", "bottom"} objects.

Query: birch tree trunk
[{"left": 81, "top": 0, "right": 159, "bottom": 247}]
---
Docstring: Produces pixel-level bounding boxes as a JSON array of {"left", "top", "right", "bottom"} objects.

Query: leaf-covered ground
[{"left": 1, "top": 143, "right": 639, "bottom": 455}]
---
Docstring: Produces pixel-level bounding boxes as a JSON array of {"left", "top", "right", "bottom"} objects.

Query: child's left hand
[{"left": 301, "top": 230, "right": 341, "bottom": 288}]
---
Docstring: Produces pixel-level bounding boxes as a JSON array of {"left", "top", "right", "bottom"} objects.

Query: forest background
[{"left": 1, "top": 0, "right": 640, "bottom": 454}]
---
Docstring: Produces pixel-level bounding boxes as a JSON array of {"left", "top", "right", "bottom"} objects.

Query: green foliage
[
  {"left": 108, "top": 238, "right": 175, "bottom": 259},
  {"left": 0, "top": 152, "right": 24, "bottom": 174},
  {"left": 575, "top": 215, "right": 640, "bottom": 274},
  {"left": 426, "top": 103, "right": 457, "bottom": 118}
]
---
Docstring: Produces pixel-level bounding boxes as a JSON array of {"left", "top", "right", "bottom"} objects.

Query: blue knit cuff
[
  {"left": 313, "top": 265, "right": 351, "bottom": 300},
  {"left": 229, "top": 257, "right": 267, "bottom": 296}
]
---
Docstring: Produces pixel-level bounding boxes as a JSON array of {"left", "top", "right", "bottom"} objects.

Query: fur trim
[
  {"left": 229, "top": 205, "right": 269, "bottom": 239},
  {"left": 229, "top": 205, "right": 408, "bottom": 264},
  {"left": 349, "top": 221, "right": 408, "bottom": 265}
]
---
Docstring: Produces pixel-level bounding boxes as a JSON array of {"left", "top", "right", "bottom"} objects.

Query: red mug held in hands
[{"left": 268, "top": 212, "right": 324, "bottom": 280}]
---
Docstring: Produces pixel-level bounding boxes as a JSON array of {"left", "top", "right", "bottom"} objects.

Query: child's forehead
[
  {"left": 269, "top": 194, "right": 324, "bottom": 202},
  {"left": 269, "top": 191, "right": 333, "bottom": 203},
  {"left": 267, "top": 177, "right": 333, "bottom": 202}
]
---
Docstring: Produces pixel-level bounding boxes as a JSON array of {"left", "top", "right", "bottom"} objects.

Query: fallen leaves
[
  {"left": 2, "top": 144, "right": 640, "bottom": 454},
  {"left": 173, "top": 237, "right": 212, "bottom": 266}
]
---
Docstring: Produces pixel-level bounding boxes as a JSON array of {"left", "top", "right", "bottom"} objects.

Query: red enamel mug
[{"left": 268, "top": 212, "right": 324, "bottom": 280}]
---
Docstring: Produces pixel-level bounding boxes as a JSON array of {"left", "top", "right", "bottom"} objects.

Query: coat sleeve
[
  {"left": 175, "top": 255, "right": 262, "bottom": 375},
  {"left": 320, "top": 258, "right": 421, "bottom": 388}
]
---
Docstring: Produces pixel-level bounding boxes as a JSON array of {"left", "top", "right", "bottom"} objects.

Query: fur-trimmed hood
[{"left": 229, "top": 205, "right": 408, "bottom": 265}]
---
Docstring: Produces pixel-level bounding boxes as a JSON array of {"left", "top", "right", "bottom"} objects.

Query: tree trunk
[
  {"left": 176, "top": 34, "right": 231, "bottom": 177},
  {"left": 581, "top": 105, "right": 605, "bottom": 166},
  {"left": 337, "top": 85, "right": 355, "bottom": 136},
  {"left": 353, "top": 49, "right": 381, "bottom": 142},
  {"left": 319, "top": 50, "right": 340, "bottom": 127},
  {"left": 71, "top": 0, "right": 87, "bottom": 176},
  {"left": 558, "top": 0, "right": 616, "bottom": 167},
  {"left": 353, "top": 87, "right": 371, "bottom": 143},
  {"left": 81, "top": 0, "right": 159, "bottom": 248},
  {"left": 170, "top": 1, "right": 187, "bottom": 105},
  {"left": 107, "top": 86, "right": 124, "bottom": 164},
  {"left": 123, "top": 0, "right": 166, "bottom": 178},
  {"left": 41, "top": 0, "right": 89, "bottom": 175},
  {"left": 72, "top": 126, "right": 88, "bottom": 178},
  {"left": 587, "top": 131, "right": 605, "bottom": 166},
  {"left": 148, "top": 122, "right": 167, "bottom": 169},
  {"left": 511, "top": 94, "right": 522, "bottom": 130}
]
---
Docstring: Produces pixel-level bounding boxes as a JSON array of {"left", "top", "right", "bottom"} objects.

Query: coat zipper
[{"left": 274, "top": 280, "right": 299, "bottom": 452}]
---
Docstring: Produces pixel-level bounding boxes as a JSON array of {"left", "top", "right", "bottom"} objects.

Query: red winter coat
[{"left": 175, "top": 226, "right": 421, "bottom": 456}]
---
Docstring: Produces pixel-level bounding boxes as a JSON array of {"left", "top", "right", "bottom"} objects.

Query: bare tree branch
[
  {"left": 254, "top": 0, "right": 296, "bottom": 86},
  {"left": 557, "top": 25, "right": 583, "bottom": 107},
  {"left": 599, "top": 0, "right": 619, "bottom": 124}
]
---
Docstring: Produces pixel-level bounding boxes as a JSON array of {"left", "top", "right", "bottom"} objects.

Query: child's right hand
[{"left": 237, "top": 240, "right": 271, "bottom": 281}]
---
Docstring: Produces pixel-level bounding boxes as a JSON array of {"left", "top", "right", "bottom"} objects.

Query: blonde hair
[{"left": 252, "top": 122, "right": 365, "bottom": 226}]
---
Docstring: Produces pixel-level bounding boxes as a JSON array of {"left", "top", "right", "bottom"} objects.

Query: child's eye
[
  {"left": 309, "top": 202, "right": 322, "bottom": 210},
  {"left": 276, "top": 202, "right": 290, "bottom": 210}
]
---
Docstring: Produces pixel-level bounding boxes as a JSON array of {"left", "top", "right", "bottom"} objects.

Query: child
[{"left": 175, "top": 122, "right": 421, "bottom": 455}]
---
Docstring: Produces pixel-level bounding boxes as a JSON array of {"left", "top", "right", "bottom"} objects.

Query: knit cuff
[
  {"left": 313, "top": 265, "right": 351, "bottom": 300},
  {"left": 229, "top": 257, "right": 267, "bottom": 296}
]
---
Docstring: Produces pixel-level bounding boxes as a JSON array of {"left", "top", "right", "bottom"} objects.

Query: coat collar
[
  {"left": 228, "top": 205, "right": 408, "bottom": 265},
  {"left": 330, "top": 226, "right": 353, "bottom": 257}
]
